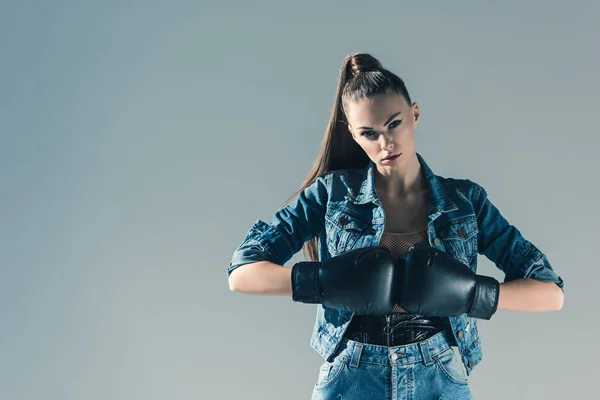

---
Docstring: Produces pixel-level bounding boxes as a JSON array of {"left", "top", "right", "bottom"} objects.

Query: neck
[{"left": 374, "top": 152, "right": 425, "bottom": 198}]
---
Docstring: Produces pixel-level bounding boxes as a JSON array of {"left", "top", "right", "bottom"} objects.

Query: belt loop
[
  {"left": 419, "top": 341, "right": 433, "bottom": 366},
  {"left": 350, "top": 342, "right": 363, "bottom": 367}
]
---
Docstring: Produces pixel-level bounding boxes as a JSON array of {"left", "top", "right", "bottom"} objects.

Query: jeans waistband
[{"left": 332, "top": 331, "right": 453, "bottom": 367}]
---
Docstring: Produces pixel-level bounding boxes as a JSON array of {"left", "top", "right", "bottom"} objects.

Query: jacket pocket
[
  {"left": 436, "top": 216, "right": 478, "bottom": 267},
  {"left": 325, "top": 210, "right": 369, "bottom": 256}
]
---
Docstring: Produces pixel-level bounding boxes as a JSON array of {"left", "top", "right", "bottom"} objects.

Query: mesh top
[{"left": 379, "top": 230, "right": 429, "bottom": 258}]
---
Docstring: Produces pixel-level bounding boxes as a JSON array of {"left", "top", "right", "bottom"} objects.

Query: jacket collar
[{"left": 345, "top": 152, "right": 458, "bottom": 216}]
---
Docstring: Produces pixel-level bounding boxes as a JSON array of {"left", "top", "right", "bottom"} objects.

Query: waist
[
  {"left": 343, "top": 313, "right": 446, "bottom": 346},
  {"left": 333, "top": 331, "right": 453, "bottom": 366}
]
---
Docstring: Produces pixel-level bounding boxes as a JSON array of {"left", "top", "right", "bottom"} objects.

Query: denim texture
[
  {"left": 310, "top": 332, "right": 473, "bottom": 399},
  {"left": 228, "top": 152, "right": 564, "bottom": 376}
]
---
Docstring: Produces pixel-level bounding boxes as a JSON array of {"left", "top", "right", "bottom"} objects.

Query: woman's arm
[
  {"left": 472, "top": 184, "right": 565, "bottom": 308},
  {"left": 227, "top": 174, "right": 330, "bottom": 292},
  {"left": 497, "top": 278, "right": 564, "bottom": 312},
  {"left": 229, "top": 261, "right": 292, "bottom": 296},
  {"left": 230, "top": 262, "right": 565, "bottom": 312}
]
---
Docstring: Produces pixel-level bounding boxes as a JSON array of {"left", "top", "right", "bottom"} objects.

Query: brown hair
[{"left": 283, "top": 53, "right": 412, "bottom": 261}]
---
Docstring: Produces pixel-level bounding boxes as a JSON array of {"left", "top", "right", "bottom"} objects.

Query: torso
[
  {"left": 377, "top": 189, "right": 430, "bottom": 234},
  {"left": 344, "top": 188, "right": 445, "bottom": 346}
]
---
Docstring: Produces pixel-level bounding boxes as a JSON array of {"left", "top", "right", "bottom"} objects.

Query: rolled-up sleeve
[
  {"left": 227, "top": 174, "right": 330, "bottom": 276},
  {"left": 473, "top": 184, "right": 564, "bottom": 291}
]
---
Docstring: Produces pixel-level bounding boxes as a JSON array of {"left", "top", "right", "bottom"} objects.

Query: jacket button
[
  {"left": 339, "top": 216, "right": 348, "bottom": 226},
  {"left": 433, "top": 238, "right": 441, "bottom": 246},
  {"left": 456, "top": 330, "right": 464, "bottom": 339},
  {"left": 468, "top": 361, "right": 473, "bottom": 368},
  {"left": 457, "top": 229, "right": 465, "bottom": 237}
]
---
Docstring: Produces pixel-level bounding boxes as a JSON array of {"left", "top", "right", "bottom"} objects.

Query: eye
[
  {"left": 361, "top": 131, "right": 379, "bottom": 139},
  {"left": 388, "top": 119, "right": 402, "bottom": 129}
]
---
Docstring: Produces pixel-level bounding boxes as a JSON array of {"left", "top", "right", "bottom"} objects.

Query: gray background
[{"left": 1, "top": 1, "right": 598, "bottom": 399}]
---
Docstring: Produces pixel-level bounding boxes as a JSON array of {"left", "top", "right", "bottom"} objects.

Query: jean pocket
[
  {"left": 434, "top": 347, "right": 469, "bottom": 385},
  {"left": 314, "top": 355, "right": 349, "bottom": 390}
]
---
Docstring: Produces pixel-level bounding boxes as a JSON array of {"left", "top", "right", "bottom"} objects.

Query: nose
[{"left": 380, "top": 134, "right": 395, "bottom": 150}]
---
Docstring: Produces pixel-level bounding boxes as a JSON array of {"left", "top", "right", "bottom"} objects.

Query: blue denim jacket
[{"left": 227, "top": 153, "right": 564, "bottom": 375}]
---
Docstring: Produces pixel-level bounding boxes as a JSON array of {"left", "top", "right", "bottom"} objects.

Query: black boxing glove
[
  {"left": 292, "top": 246, "right": 398, "bottom": 316},
  {"left": 398, "top": 245, "right": 500, "bottom": 320}
]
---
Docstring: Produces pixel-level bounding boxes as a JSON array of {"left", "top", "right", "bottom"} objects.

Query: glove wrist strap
[
  {"left": 469, "top": 275, "right": 500, "bottom": 320},
  {"left": 291, "top": 262, "right": 322, "bottom": 304}
]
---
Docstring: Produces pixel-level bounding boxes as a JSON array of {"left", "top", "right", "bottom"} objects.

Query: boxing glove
[
  {"left": 292, "top": 246, "right": 398, "bottom": 316},
  {"left": 398, "top": 244, "right": 500, "bottom": 320}
]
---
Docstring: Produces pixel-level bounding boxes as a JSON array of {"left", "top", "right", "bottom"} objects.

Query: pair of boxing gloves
[{"left": 291, "top": 244, "right": 500, "bottom": 320}]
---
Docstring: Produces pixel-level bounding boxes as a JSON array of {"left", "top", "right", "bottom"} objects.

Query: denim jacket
[{"left": 227, "top": 153, "right": 564, "bottom": 375}]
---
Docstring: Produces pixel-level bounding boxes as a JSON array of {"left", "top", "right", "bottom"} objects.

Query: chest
[
  {"left": 378, "top": 196, "right": 430, "bottom": 234},
  {"left": 323, "top": 199, "right": 478, "bottom": 266}
]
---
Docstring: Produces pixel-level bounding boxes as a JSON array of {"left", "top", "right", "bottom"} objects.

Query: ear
[
  {"left": 347, "top": 124, "right": 358, "bottom": 141},
  {"left": 412, "top": 103, "right": 420, "bottom": 125}
]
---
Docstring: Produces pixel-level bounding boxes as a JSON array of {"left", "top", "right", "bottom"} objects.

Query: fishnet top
[{"left": 379, "top": 230, "right": 429, "bottom": 258}]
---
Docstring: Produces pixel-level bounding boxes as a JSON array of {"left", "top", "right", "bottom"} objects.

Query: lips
[{"left": 383, "top": 153, "right": 400, "bottom": 161}]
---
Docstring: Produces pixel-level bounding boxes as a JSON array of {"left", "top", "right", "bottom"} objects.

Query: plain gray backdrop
[{"left": 1, "top": 1, "right": 598, "bottom": 399}]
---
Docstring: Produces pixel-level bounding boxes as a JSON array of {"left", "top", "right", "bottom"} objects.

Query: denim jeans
[{"left": 311, "top": 331, "right": 473, "bottom": 400}]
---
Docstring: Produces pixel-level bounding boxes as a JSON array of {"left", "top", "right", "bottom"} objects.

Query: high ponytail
[{"left": 281, "top": 52, "right": 412, "bottom": 261}]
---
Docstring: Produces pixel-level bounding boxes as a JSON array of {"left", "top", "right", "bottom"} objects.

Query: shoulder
[
  {"left": 434, "top": 173, "right": 487, "bottom": 205},
  {"left": 318, "top": 167, "right": 367, "bottom": 189},
  {"left": 436, "top": 173, "right": 480, "bottom": 189},
  {"left": 328, "top": 167, "right": 367, "bottom": 183}
]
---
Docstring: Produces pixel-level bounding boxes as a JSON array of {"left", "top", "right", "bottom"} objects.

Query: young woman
[{"left": 227, "top": 53, "right": 564, "bottom": 399}]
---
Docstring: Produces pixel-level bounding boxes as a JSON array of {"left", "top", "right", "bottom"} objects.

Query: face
[{"left": 346, "top": 93, "right": 420, "bottom": 171}]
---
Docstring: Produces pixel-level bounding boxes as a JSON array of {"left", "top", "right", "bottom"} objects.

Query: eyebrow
[{"left": 357, "top": 111, "right": 402, "bottom": 130}]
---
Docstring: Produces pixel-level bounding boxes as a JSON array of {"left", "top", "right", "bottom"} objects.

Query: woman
[{"left": 227, "top": 53, "right": 564, "bottom": 399}]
